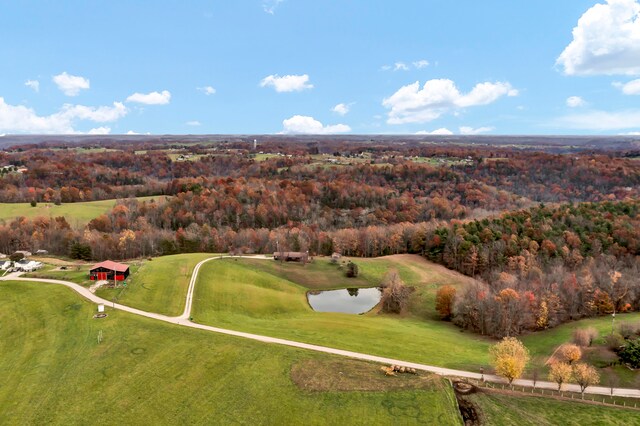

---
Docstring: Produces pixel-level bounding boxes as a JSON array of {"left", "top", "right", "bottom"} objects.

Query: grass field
[
  {"left": 466, "top": 391, "right": 640, "bottom": 425},
  {"left": 95, "top": 254, "right": 215, "bottom": 316},
  {"left": 0, "top": 195, "right": 165, "bottom": 226},
  {"left": 189, "top": 255, "right": 640, "bottom": 383},
  {"left": 191, "top": 256, "right": 493, "bottom": 371},
  {"left": 0, "top": 280, "right": 462, "bottom": 425}
]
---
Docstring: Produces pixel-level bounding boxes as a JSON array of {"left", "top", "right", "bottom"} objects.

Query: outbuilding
[{"left": 90, "top": 260, "right": 130, "bottom": 281}]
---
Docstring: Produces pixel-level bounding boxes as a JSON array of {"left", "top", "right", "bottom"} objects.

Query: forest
[{"left": 0, "top": 137, "right": 638, "bottom": 336}]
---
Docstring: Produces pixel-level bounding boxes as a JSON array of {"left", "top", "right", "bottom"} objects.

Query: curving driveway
[{"left": 2, "top": 255, "right": 639, "bottom": 399}]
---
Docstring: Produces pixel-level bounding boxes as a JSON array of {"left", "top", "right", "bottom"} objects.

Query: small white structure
[
  {"left": 0, "top": 253, "right": 7, "bottom": 259},
  {"left": 98, "top": 304, "right": 105, "bottom": 313},
  {"left": 0, "top": 260, "right": 12, "bottom": 271},
  {"left": 13, "top": 260, "right": 43, "bottom": 272}
]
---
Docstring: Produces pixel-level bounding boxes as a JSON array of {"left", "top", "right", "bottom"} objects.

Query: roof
[{"left": 91, "top": 260, "right": 129, "bottom": 273}]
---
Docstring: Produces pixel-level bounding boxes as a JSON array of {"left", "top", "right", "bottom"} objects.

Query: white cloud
[
  {"left": 198, "top": 86, "right": 216, "bottom": 95},
  {"left": 394, "top": 62, "right": 409, "bottom": 71},
  {"left": 556, "top": 109, "right": 640, "bottom": 129},
  {"left": 126, "top": 130, "right": 139, "bottom": 135},
  {"left": 459, "top": 126, "right": 494, "bottom": 135},
  {"left": 332, "top": 103, "right": 350, "bottom": 115},
  {"left": 126, "top": 90, "right": 171, "bottom": 105},
  {"left": 186, "top": 120, "right": 201, "bottom": 126},
  {"left": 566, "top": 96, "right": 587, "bottom": 107},
  {"left": 0, "top": 97, "right": 127, "bottom": 134},
  {"left": 620, "top": 131, "right": 640, "bottom": 134},
  {"left": 281, "top": 115, "right": 350, "bottom": 134},
  {"left": 413, "top": 59, "right": 429, "bottom": 69},
  {"left": 25, "top": 80, "right": 40, "bottom": 93},
  {"left": 557, "top": 0, "right": 640, "bottom": 75},
  {"left": 263, "top": 0, "right": 284, "bottom": 14},
  {"left": 260, "top": 74, "right": 313, "bottom": 92},
  {"left": 53, "top": 72, "right": 90, "bottom": 96},
  {"left": 416, "top": 128, "right": 453, "bottom": 135},
  {"left": 383, "top": 79, "right": 517, "bottom": 124},
  {"left": 87, "top": 127, "right": 111, "bottom": 135},
  {"left": 613, "top": 78, "right": 640, "bottom": 94}
]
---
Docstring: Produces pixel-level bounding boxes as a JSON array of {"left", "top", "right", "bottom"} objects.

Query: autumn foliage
[
  {"left": 435, "top": 285, "right": 457, "bottom": 320},
  {"left": 489, "top": 337, "right": 530, "bottom": 385}
]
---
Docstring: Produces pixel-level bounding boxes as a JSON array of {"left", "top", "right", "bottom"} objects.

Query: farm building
[
  {"left": 13, "top": 259, "right": 43, "bottom": 272},
  {"left": 90, "top": 260, "right": 130, "bottom": 281},
  {"left": 273, "top": 251, "right": 309, "bottom": 263}
]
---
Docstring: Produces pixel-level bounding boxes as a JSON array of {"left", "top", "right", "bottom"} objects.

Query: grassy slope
[
  {"left": 0, "top": 195, "right": 163, "bottom": 226},
  {"left": 96, "top": 254, "right": 215, "bottom": 316},
  {"left": 192, "top": 256, "right": 493, "bottom": 371},
  {"left": 0, "top": 281, "right": 461, "bottom": 425},
  {"left": 467, "top": 392, "right": 639, "bottom": 425}
]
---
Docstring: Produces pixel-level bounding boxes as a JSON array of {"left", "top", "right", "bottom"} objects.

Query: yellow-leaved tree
[
  {"left": 489, "top": 337, "right": 530, "bottom": 386},
  {"left": 572, "top": 363, "right": 600, "bottom": 398},
  {"left": 548, "top": 362, "right": 572, "bottom": 390},
  {"left": 559, "top": 344, "right": 582, "bottom": 365}
]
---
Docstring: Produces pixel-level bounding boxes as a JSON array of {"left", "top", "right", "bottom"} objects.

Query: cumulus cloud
[
  {"left": 459, "top": 126, "right": 494, "bottom": 135},
  {"left": 557, "top": 0, "right": 640, "bottom": 75},
  {"left": 0, "top": 97, "right": 127, "bottom": 134},
  {"left": 383, "top": 79, "right": 517, "bottom": 124},
  {"left": 382, "top": 59, "right": 430, "bottom": 71},
  {"left": 281, "top": 115, "right": 350, "bottom": 134},
  {"left": 25, "top": 80, "right": 40, "bottom": 92},
  {"left": 416, "top": 128, "right": 453, "bottom": 135},
  {"left": 186, "top": 120, "right": 201, "bottom": 126},
  {"left": 556, "top": 109, "right": 640, "bottom": 129},
  {"left": 260, "top": 74, "right": 313, "bottom": 92},
  {"left": 126, "top": 90, "right": 171, "bottom": 105},
  {"left": 53, "top": 72, "right": 90, "bottom": 96},
  {"left": 394, "top": 62, "right": 409, "bottom": 71},
  {"left": 87, "top": 127, "right": 111, "bottom": 135},
  {"left": 566, "top": 96, "right": 587, "bottom": 107},
  {"left": 198, "top": 86, "right": 216, "bottom": 95},
  {"left": 332, "top": 103, "right": 351, "bottom": 115},
  {"left": 613, "top": 78, "right": 640, "bottom": 94}
]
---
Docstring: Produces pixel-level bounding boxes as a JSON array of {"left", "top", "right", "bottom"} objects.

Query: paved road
[{"left": 3, "top": 255, "right": 640, "bottom": 399}]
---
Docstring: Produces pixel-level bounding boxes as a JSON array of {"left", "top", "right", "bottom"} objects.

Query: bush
[
  {"left": 618, "top": 322, "right": 640, "bottom": 340},
  {"left": 605, "top": 333, "right": 625, "bottom": 352},
  {"left": 30, "top": 200, "right": 37, "bottom": 207},
  {"left": 573, "top": 327, "right": 598, "bottom": 347},
  {"left": 9, "top": 252, "right": 24, "bottom": 262},
  {"left": 345, "top": 261, "right": 358, "bottom": 278},
  {"left": 618, "top": 339, "right": 640, "bottom": 368}
]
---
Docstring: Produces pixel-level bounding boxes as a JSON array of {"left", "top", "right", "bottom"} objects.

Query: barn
[{"left": 90, "top": 260, "right": 130, "bottom": 281}]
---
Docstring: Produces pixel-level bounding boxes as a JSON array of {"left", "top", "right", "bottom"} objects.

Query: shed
[{"left": 90, "top": 260, "right": 130, "bottom": 281}]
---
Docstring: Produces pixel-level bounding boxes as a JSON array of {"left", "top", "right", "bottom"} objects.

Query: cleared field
[
  {"left": 95, "top": 254, "right": 215, "bottom": 316},
  {"left": 0, "top": 195, "right": 165, "bottom": 226},
  {"left": 191, "top": 256, "right": 493, "bottom": 371},
  {"left": 466, "top": 391, "right": 639, "bottom": 425},
  {"left": 0, "top": 281, "right": 461, "bottom": 424}
]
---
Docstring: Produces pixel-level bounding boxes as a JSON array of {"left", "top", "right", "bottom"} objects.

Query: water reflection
[{"left": 307, "top": 287, "right": 382, "bottom": 314}]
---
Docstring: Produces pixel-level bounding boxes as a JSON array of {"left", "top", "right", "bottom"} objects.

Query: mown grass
[
  {"left": 96, "top": 254, "right": 216, "bottom": 316},
  {"left": 0, "top": 280, "right": 461, "bottom": 425},
  {"left": 192, "top": 256, "right": 493, "bottom": 371},
  {"left": 466, "top": 391, "right": 640, "bottom": 425},
  {"left": 0, "top": 195, "right": 164, "bottom": 227}
]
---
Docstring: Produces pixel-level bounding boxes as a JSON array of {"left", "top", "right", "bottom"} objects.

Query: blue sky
[{"left": 1, "top": 0, "right": 640, "bottom": 135}]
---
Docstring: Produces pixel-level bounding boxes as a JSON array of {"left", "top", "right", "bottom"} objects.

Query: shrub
[
  {"left": 559, "top": 344, "right": 582, "bottom": 365},
  {"left": 573, "top": 327, "right": 598, "bottom": 347},
  {"left": 345, "top": 261, "right": 359, "bottom": 278},
  {"left": 30, "top": 200, "right": 37, "bottom": 207},
  {"left": 9, "top": 252, "right": 24, "bottom": 262},
  {"left": 605, "top": 333, "right": 625, "bottom": 352},
  {"left": 618, "top": 322, "right": 640, "bottom": 340},
  {"left": 618, "top": 339, "right": 640, "bottom": 368}
]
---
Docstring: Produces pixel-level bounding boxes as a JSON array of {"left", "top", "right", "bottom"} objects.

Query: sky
[{"left": 1, "top": 0, "right": 640, "bottom": 136}]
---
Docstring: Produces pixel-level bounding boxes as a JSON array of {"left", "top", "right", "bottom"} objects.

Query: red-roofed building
[{"left": 90, "top": 260, "right": 130, "bottom": 281}]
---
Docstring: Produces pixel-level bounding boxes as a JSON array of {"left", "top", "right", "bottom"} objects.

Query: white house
[
  {"left": 14, "top": 260, "right": 43, "bottom": 272},
  {"left": 0, "top": 260, "right": 12, "bottom": 271}
]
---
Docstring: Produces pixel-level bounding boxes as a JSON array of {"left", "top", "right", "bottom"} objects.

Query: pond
[{"left": 307, "top": 287, "right": 382, "bottom": 314}]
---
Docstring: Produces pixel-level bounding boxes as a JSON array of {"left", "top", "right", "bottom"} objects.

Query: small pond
[{"left": 307, "top": 287, "right": 382, "bottom": 314}]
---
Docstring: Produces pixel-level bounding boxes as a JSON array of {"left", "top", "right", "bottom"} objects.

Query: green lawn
[
  {"left": 466, "top": 392, "right": 640, "bottom": 425},
  {"left": 0, "top": 195, "right": 165, "bottom": 227},
  {"left": 191, "top": 256, "right": 493, "bottom": 371},
  {"left": 96, "top": 253, "right": 216, "bottom": 316},
  {"left": 0, "top": 280, "right": 461, "bottom": 425}
]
